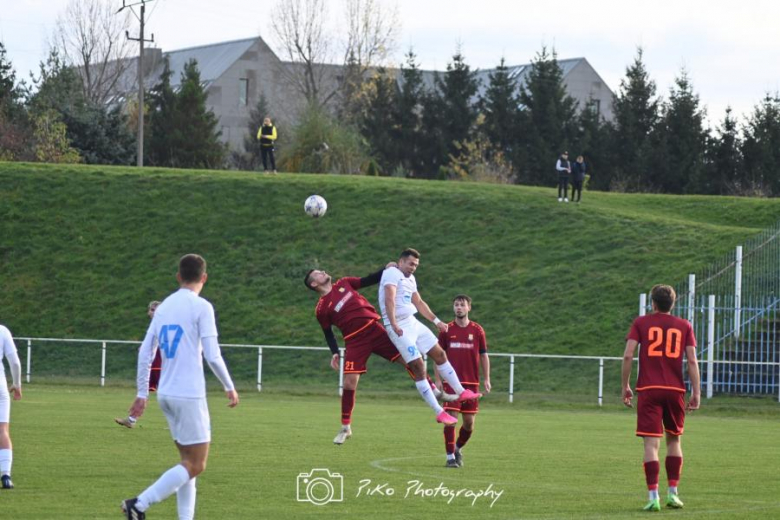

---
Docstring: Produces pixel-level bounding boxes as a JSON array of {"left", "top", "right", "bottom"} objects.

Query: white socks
[
  {"left": 137, "top": 464, "right": 191, "bottom": 512},
  {"left": 0, "top": 449, "right": 11, "bottom": 476},
  {"left": 668, "top": 486, "right": 678, "bottom": 495},
  {"left": 436, "top": 361, "right": 465, "bottom": 395},
  {"left": 177, "top": 477, "right": 197, "bottom": 520},
  {"left": 649, "top": 489, "right": 659, "bottom": 500},
  {"left": 415, "top": 380, "right": 443, "bottom": 414}
]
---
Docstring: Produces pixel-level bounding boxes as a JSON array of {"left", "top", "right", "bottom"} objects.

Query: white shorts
[
  {"left": 385, "top": 316, "right": 439, "bottom": 363},
  {"left": 0, "top": 384, "right": 9, "bottom": 424},
  {"left": 158, "top": 395, "right": 211, "bottom": 445}
]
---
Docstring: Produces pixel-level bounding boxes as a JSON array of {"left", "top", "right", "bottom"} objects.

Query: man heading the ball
[
  {"left": 305, "top": 263, "right": 457, "bottom": 445},
  {"left": 379, "top": 248, "right": 481, "bottom": 423}
]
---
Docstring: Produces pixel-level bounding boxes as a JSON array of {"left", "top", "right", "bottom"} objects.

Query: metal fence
[
  {"left": 13, "top": 336, "right": 635, "bottom": 406},
  {"left": 639, "top": 220, "right": 780, "bottom": 397}
]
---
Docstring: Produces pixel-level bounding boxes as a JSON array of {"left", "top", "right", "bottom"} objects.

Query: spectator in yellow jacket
[{"left": 257, "top": 117, "right": 278, "bottom": 173}]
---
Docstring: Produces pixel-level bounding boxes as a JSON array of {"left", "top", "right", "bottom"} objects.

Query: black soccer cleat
[
  {"left": 121, "top": 498, "right": 146, "bottom": 519},
  {"left": 445, "top": 458, "right": 460, "bottom": 468},
  {"left": 1, "top": 475, "right": 13, "bottom": 489},
  {"left": 454, "top": 447, "right": 464, "bottom": 467}
]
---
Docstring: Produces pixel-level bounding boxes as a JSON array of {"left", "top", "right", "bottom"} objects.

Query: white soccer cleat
[
  {"left": 333, "top": 425, "right": 352, "bottom": 445},
  {"left": 115, "top": 416, "right": 137, "bottom": 429}
]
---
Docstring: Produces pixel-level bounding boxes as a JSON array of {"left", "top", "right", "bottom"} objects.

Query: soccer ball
[{"left": 304, "top": 194, "right": 327, "bottom": 218}]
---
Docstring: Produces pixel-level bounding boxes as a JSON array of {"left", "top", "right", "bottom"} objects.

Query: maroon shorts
[
  {"left": 443, "top": 383, "right": 480, "bottom": 414},
  {"left": 343, "top": 320, "right": 400, "bottom": 374},
  {"left": 636, "top": 389, "right": 686, "bottom": 437},
  {"left": 149, "top": 350, "right": 162, "bottom": 392}
]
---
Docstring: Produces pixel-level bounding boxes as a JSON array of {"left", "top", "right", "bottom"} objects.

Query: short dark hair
[
  {"left": 179, "top": 254, "right": 207, "bottom": 283},
  {"left": 304, "top": 269, "right": 317, "bottom": 291},
  {"left": 453, "top": 294, "right": 472, "bottom": 306},
  {"left": 400, "top": 248, "right": 420, "bottom": 260},
  {"left": 651, "top": 284, "right": 676, "bottom": 313}
]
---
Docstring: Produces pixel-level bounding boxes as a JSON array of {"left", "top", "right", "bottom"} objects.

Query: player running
[
  {"left": 379, "top": 249, "right": 481, "bottom": 422},
  {"left": 121, "top": 254, "right": 239, "bottom": 520},
  {"left": 0, "top": 324, "right": 22, "bottom": 490},
  {"left": 305, "top": 264, "right": 458, "bottom": 445},
  {"left": 115, "top": 300, "right": 162, "bottom": 428},
  {"left": 622, "top": 284, "right": 701, "bottom": 512},
  {"left": 435, "top": 294, "right": 491, "bottom": 468}
]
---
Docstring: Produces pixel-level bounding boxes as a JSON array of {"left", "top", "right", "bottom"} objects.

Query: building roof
[{"left": 160, "top": 37, "right": 257, "bottom": 88}]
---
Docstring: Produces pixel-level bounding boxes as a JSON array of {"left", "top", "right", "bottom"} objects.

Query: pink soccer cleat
[
  {"left": 457, "top": 389, "right": 482, "bottom": 402},
  {"left": 436, "top": 411, "right": 458, "bottom": 425}
]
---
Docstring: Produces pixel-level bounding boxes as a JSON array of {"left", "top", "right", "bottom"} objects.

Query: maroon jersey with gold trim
[
  {"left": 316, "top": 277, "right": 380, "bottom": 338},
  {"left": 627, "top": 313, "right": 696, "bottom": 392},
  {"left": 438, "top": 321, "right": 487, "bottom": 384}
]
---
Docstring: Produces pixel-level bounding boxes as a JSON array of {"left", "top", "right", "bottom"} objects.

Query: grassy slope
[{"left": 2, "top": 162, "right": 780, "bottom": 385}]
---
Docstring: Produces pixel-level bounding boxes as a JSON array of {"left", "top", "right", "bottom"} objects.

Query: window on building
[
  {"left": 239, "top": 78, "right": 249, "bottom": 106},
  {"left": 590, "top": 99, "right": 601, "bottom": 116}
]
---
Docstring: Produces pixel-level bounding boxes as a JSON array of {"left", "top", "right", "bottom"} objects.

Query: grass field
[{"left": 2, "top": 384, "right": 779, "bottom": 519}]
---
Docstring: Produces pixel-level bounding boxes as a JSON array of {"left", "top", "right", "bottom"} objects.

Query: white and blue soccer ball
[{"left": 304, "top": 194, "right": 328, "bottom": 218}]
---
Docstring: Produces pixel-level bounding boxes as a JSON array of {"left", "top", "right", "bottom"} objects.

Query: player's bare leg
[
  {"left": 334, "top": 373, "right": 358, "bottom": 444},
  {"left": 427, "top": 345, "right": 482, "bottom": 402}
]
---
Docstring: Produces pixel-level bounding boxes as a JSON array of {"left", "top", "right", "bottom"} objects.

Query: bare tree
[
  {"left": 53, "top": 0, "right": 134, "bottom": 105},
  {"left": 270, "top": 0, "right": 334, "bottom": 108},
  {"left": 269, "top": 0, "right": 399, "bottom": 111}
]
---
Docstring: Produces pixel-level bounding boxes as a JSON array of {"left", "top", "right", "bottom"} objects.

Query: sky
[{"left": 2, "top": 0, "right": 779, "bottom": 127}]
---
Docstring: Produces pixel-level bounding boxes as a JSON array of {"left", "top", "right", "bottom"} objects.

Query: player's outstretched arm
[
  {"left": 621, "top": 340, "right": 638, "bottom": 407},
  {"left": 685, "top": 345, "right": 701, "bottom": 411},
  {"left": 412, "top": 292, "right": 447, "bottom": 333},
  {"left": 385, "top": 284, "right": 403, "bottom": 336}
]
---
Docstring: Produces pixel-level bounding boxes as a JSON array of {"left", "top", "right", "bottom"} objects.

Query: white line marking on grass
[{"left": 369, "top": 456, "right": 515, "bottom": 486}]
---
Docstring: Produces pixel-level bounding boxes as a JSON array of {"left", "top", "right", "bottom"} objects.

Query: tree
[
  {"left": 147, "top": 59, "right": 225, "bottom": 169},
  {"left": 338, "top": 0, "right": 399, "bottom": 122},
  {"left": 281, "top": 102, "right": 368, "bottom": 174},
  {"left": 52, "top": 0, "right": 134, "bottom": 105},
  {"left": 480, "top": 57, "right": 521, "bottom": 160},
  {"left": 573, "top": 98, "right": 612, "bottom": 190},
  {"left": 611, "top": 47, "right": 659, "bottom": 191},
  {"left": 27, "top": 48, "right": 135, "bottom": 165},
  {"left": 394, "top": 50, "right": 426, "bottom": 176},
  {"left": 516, "top": 46, "right": 578, "bottom": 186},
  {"left": 741, "top": 94, "right": 780, "bottom": 196},
  {"left": 359, "top": 67, "right": 398, "bottom": 174},
  {"left": 32, "top": 109, "right": 81, "bottom": 163},
  {"left": 0, "top": 42, "right": 31, "bottom": 160},
  {"left": 706, "top": 107, "right": 742, "bottom": 195},
  {"left": 146, "top": 58, "right": 178, "bottom": 167},
  {"left": 269, "top": 0, "right": 398, "bottom": 112},
  {"left": 173, "top": 60, "right": 225, "bottom": 168},
  {"left": 656, "top": 70, "right": 708, "bottom": 194},
  {"left": 232, "top": 94, "right": 270, "bottom": 170},
  {"left": 420, "top": 50, "right": 480, "bottom": 178}
]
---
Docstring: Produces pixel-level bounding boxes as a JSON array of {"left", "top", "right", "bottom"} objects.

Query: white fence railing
[{"left": 15, "top": 336, "right": 778, "bottom": 405}]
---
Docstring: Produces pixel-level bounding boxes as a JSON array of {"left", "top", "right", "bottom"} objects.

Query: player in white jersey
[
  {"left": 0, "top": 324, "right": 22, "bottom": 490},
  {"left": 379, "top": 249, "right": 481, "bottom": 424},
  {"left": 121, "top": 254, "right": 239, "bottom": 520}
]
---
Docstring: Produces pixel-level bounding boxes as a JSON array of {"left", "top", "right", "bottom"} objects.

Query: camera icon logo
[{"left": 296, "top": 468, "right": 344, "bottom": 506}]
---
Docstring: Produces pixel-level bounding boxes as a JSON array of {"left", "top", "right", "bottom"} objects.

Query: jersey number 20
[
  {"left": 647, "top": 326, "right": 682, "bottom": 358},
  {"left": 159, "top": 324, "right": 184, "bottom": 359}
]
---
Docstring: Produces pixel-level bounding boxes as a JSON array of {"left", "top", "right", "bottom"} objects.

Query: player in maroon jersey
[
  {"left": 435, "top": 294, "right": 490, "bottom": 468},
  {"left": 115, "top": 300, "right": 161, "bottom": 429},
  {"left": 622, "top": 284, "right": 701, "bottom": 511},
  {"left": 305, "top": 264, "right": 457, "bottom": 445}
]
